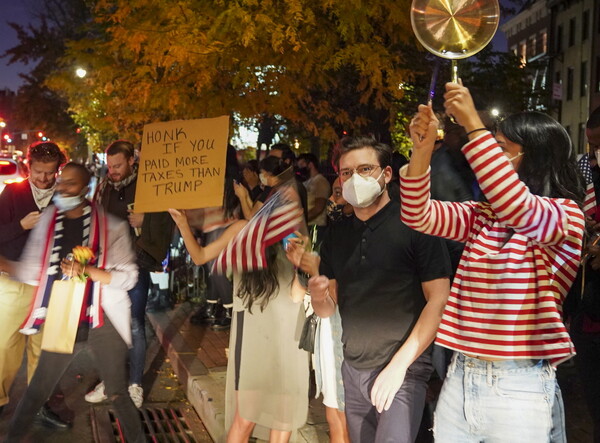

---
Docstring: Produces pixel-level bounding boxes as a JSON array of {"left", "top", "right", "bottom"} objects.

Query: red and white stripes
[{"left": 400, "top": 132, "right": 584, "bottom": 365}]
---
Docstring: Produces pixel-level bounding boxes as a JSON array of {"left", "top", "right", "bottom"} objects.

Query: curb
[{"left": 147, "top": 303, "right": 226, "bottom": 443}]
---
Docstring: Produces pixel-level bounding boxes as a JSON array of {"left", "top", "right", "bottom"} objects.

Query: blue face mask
[{"left": 53, "top": 192, "right": 85, "bottom": 212}]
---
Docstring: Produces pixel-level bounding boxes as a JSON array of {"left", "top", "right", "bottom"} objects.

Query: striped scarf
[
  {"left": 20, "top": 203, "right": 109, "bottom": 335},
  {"left": 94, "top": 169, "right": 137, "bottom": 207}
]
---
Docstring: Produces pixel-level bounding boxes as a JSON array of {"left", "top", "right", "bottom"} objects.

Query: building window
[
  {"left": 569, "top": 17, "right": 576, "bottom": 47},
  {"left": 583, "top": 10, "right": 589, "bottom": 41},
  {"left": 567, "top": 67, "right": 574, "bottom": 100},
  {"left": 528, "top": 36, "right": 537, "bottom": 59},
  {"left": 579, "top": 123, "right": 586, "bottom": 154},
  {"left": 557, "top": 25, "right": 563, "bottom": 53},
  {"left": 520, "top": 42, "right": 527, "bottom": 62},
  {"left": 541, "top": 31, "right": 547, "bottom": 53},
  {"left": 596, "top": 57, "right": 600, "bottom": 92},
  {"left": 581, "top": 61, "right": 588, "bottom": 97}
]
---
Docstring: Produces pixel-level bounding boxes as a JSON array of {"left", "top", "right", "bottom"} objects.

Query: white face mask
[
  {"left": 595, "top": 150, "right": 600, "bottom": 166},
  {"left": 342, "top": 170, "right": 385, "bottom": 208},
  {"left": 259, "top": 173, "right": 269, "bottom": 186},
  {"left": 53, "top": 190, "right": 86, "bottom": 212},
  {"left": 507, "top": 151, "right": 524, "bottom": 168}
]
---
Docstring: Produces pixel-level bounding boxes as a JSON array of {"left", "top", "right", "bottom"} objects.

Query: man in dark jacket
[
  {"left": 85, "top": 140, "right": 174, "bottom": 408},
  {"left": 0, "top": 142, "right": 68, "bottom": 428}
]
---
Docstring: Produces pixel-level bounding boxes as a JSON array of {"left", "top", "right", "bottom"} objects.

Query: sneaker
[
  {"left": 128, "top": 384, "right": 143, "bottom": 408},
  {"left": 85, "top": 381, "right": 107, "bottom": 403}
]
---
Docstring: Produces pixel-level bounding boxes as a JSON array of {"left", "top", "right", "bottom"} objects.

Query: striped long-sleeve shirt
[{"left": 400, "top": 132, "right": 585, "bottom": 365}]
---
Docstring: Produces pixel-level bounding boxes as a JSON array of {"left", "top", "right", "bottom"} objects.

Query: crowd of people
[{"left": 0, "top": 80, "right": 599, "bottom": 443}]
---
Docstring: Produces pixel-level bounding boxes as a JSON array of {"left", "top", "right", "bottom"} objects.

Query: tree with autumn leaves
[
  {"left": 6, "top": 0, "right": 533, "bottom": 156},
  {"left": 45, "top": 0, "right": 417, "bottom": 151}
]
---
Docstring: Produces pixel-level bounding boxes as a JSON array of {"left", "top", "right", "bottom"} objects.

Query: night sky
[
  {"left": 0, "top": 0, "right": 36, "bottom": 91},
  {"left": 0, "top": 1, "right": 509, "bottom": 92}
]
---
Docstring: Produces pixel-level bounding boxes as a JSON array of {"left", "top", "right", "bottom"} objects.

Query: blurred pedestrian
[
  {"left": 297, "top": 153, "right": 331, "bottom": 244},
  {"left": 2, "top": 162, "right": 144, "bottom": 442},
  {"left": 169, "top": 191, "right": 309, "bottom": 442},
  {"left": 241, "top": 160, "right": 262, "bottom": 202},
  {"left": 87, "top": 140, "right": 173, "bottom": 408},
  {"left": 566, "top": 105, "right": 600, "bottom": 443},
  {"left": 187, "top": 145, "right": 242, "bottom": 330},
  {"left": 0, "top": 142, "right": 68, "bottom": 428}
]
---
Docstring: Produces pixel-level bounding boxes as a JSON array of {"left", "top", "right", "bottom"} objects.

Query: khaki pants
[{"left": 0, "top": 274, "right": 42, "bottom": 407}]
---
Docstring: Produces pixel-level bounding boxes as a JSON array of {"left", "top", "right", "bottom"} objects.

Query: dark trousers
[
  {"left": 6, "top": 318, "right": 144, "bottom": 443},
  {"left": 204, "top": 228, "right": 233, "bottom": 306},
  {"left": 342, "top": 352, "right": 433, "bottom": 443},
  {"left": 572, "top": 331, "right": 600, "bottom": 443},
  {"left": 128, "top": 269, "right": 150, "bottom": 385}
]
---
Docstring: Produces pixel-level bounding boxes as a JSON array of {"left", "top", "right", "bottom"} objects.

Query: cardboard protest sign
[{"left": 134, "top": 116, "right": 230, "bottom": 213}]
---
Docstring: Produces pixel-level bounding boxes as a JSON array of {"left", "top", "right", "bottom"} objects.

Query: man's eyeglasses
[{"left": 338, "top": 164, "right": 381, "bottom": 182}]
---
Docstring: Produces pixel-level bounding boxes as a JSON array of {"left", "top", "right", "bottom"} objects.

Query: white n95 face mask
[
  {"left": 342, "top": 171, "right": 385, "bottom": 208},
  {"left": 259, "top": 173, "right": 268, "bottom": 186}
]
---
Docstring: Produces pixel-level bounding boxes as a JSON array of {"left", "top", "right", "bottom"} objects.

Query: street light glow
[
  {"left": 491, "top": 108, "right": 500, "bottom": 117},
  {"left": 75, "top": 68, "right": 87, "bottom": 78},
  {"left": 0, "top": 122, "right": 6, "bottom": 128}
]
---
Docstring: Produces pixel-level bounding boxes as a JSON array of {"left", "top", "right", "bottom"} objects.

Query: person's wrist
[
  {"left": 311, "top": 288, "right": 329, "bottom": 303},
  {"left": 462, "top": 117, "right": 486, "bottom": 135},
  {"left": 297, "top": 269, "right": 310, "bottom": 287}
]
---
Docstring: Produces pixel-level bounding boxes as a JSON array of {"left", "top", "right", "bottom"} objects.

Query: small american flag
[
  {"left": 212, "top": 187, "right": 303, "bottom": 275},
  {"left": 578, "top": 154, "right": 597, "bottom": 218}
]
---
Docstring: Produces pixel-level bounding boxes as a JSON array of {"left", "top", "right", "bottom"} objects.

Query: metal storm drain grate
[{"left": 91, "top": 404, "right": 212, "bottom": 442}]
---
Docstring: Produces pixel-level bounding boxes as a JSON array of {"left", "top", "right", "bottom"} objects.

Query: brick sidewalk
[{"left": 148, "top": 302, "right": 594, "bottom": 443}]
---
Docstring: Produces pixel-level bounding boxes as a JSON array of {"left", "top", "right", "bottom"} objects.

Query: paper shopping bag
[{"left": 41, "top": 279, "right": 87, "bottom": 354}]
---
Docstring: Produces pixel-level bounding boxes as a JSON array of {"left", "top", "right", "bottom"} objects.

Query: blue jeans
[
  {"left": 128, "top": 269, "right": 150, "bottom": 385},
  {"left": 433, "top": 353, "right": 556, "bottom": 442}
]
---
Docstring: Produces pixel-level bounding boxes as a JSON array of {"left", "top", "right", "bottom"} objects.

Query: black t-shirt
[
  {"left": 249, "top": 185, "right": 263, "bottom": 202},
  {"left": 319, "top": 199, "right": 452, "bottom": 369},
  {"left": 60, "top": 215, "right": 91, "bottom": 340},
  {"left": 256, "top": 186, "right": 273, "bottom": 204},
  {"left": 59, "top": 216, "right": 85, "bottom": 279}
]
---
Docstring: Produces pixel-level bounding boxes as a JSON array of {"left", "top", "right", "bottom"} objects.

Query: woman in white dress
[{"left": 169, "top": 206, "right": 309, "bottom": 443}]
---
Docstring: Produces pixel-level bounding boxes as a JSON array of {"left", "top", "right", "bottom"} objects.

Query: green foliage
[{"left": 5, "top": 0, "right": 545, "bottom": 157}]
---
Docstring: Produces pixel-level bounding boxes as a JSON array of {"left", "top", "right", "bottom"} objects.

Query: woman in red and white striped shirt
[{"left": 400, "top": 82, "right": 585, "bottom": 442}]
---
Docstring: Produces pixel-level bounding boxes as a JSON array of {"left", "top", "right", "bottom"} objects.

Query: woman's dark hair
[
  {"left": 236, "top": 243, "right": 289, "bottom": 312},
  {"left": 243, "top": 159, "right": 260, "bottom": 174},
  {"left": 223, "top": 144, "right": 241, "bottom": 218},
  {"left": 259, "top": 156, "right": 287, "bottom": 177},
  {"left": 498, "top": 112, "right": 584, "bottom": 204}
]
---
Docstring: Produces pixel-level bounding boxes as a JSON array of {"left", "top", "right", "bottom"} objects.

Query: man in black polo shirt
[{"left": 309, "top": 137, "right": 451, "bottom": 443}]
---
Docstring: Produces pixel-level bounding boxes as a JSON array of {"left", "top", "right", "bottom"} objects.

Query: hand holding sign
[{"left": 134, "top": 116, "right": 230, "bottom": 213}]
